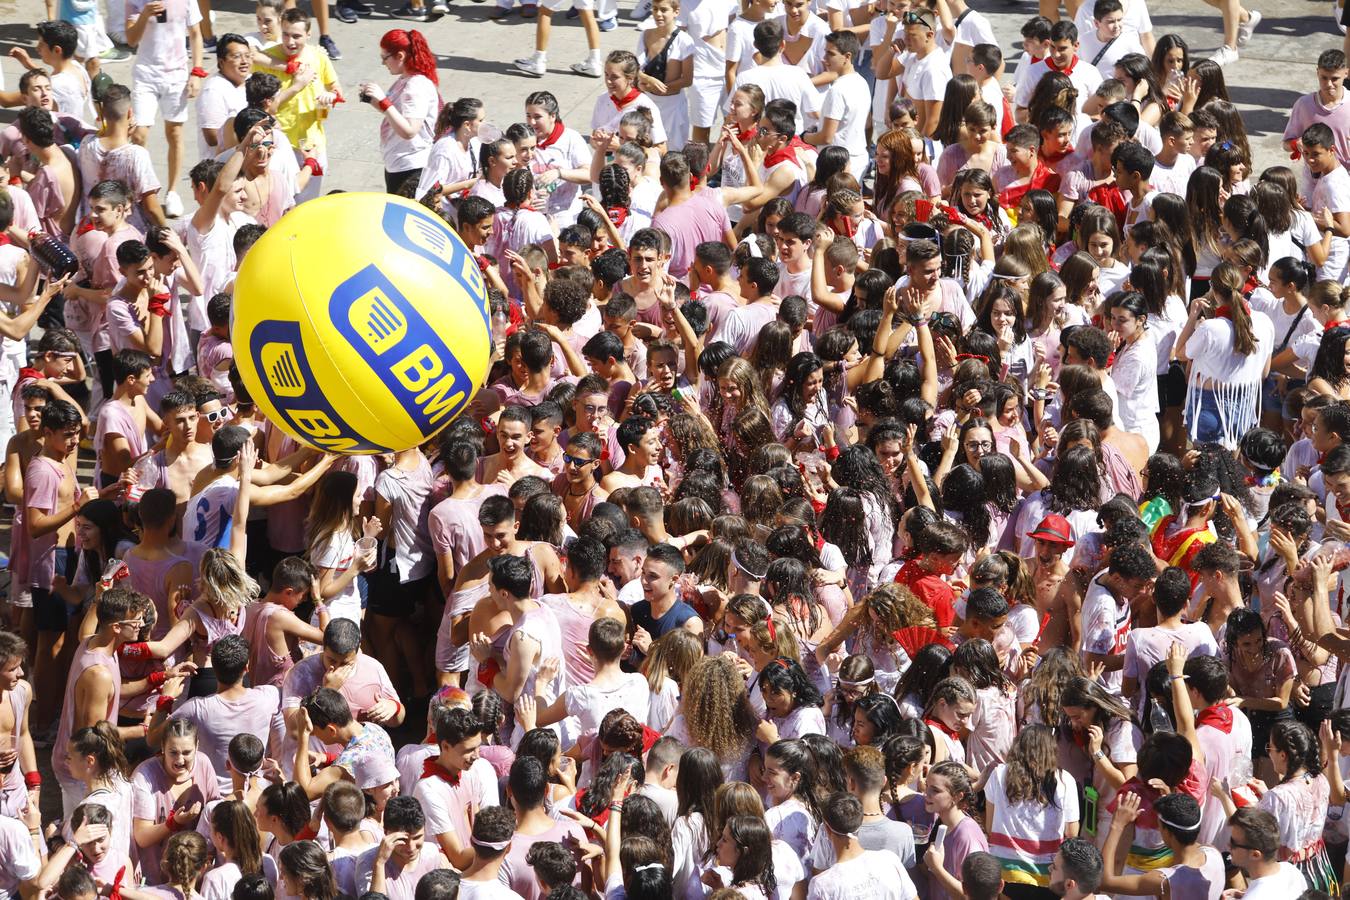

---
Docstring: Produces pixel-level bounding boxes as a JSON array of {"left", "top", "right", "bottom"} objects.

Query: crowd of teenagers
[{"left": 17, "top": 0, "right": 1350, "bottom": 899}]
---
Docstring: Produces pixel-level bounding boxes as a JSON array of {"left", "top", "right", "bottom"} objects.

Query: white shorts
[
  {"left": 132, "top": 77, "right": 191, "bottom": 126},
  {"left": 74, "top": 20, "right": 113, "bottom": 59},
  {"left": 687, "top": 76, "right": 724, "bottom": 129},
  {"left": 542, "top": 0, "right": 590, "bottom": 13}
]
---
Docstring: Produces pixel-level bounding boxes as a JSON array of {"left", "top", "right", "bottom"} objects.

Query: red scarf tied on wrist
[
  {"left": 610, "top": 87, "right": 641, "bottom": 110},
  {"left": 421, "top": 756, "right": 462, "bottom": 786},
  {"left": 538, "top": 120, "right": 566, "bottom": 150}
]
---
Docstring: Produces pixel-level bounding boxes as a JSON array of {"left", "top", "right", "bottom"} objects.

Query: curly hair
[{"left": 681, "top": 656, "right": 756, "bottom": 764}]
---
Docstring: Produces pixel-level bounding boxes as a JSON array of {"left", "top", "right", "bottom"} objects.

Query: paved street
[{"left": 0, "top": 0, "right": 1335, "bottom": 195}]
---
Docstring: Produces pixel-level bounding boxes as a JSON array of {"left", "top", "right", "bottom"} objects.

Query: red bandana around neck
[
  {"left": 1195, "top": 704, "right": 1234, "bottom": 734},
  {"left": 737, "top": 125, "right": 759, "bottom": 144},
  {"left": 538, "top": 120, "right": 566, "bottom": 150},
  {"left": 610, "top": 87, "right": 641, "bottom": 110},
  {"left": 926, "top": 717, "right": 962, "bottom": 740},
  {"left": 607, "top": 206, "right": 629, "bottom": 226},
  {"left": 765, "top": 135, "right": 811, "bottom": 170},
  {"left": 421, "top": 756, "right": 462, "bottom": 786},
  {"left": 1215, "top": 302, "right": 1252, "bottom": 320},
  {"left": 1243, "top": 273, "right": 1262, "bottom": 295},
  {"left": 1047, "top": 55, "right": 1078, "bottom": 75}
]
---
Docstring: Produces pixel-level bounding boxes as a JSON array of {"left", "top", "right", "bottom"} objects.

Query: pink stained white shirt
[
  {"left": 131, "top": 753, "right": 222, "bottom": 885},
  {"left": 94, "top": 399, "right": 147, "bottom": 482},
  {"left": 173, "top": 687, "right": 285, "bottom": 792}
]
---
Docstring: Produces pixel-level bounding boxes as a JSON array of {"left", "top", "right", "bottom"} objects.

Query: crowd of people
[{"left": 6, "top": 0, "right": 1350, "bottom": 900}]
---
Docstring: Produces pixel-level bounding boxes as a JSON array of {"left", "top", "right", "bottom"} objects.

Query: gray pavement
[{"left": 0, "top": 0, "right": 1335, "bottom": 202}]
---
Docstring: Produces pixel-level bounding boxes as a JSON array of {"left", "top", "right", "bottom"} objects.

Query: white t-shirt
[
  {"left": 1241, "top": 863, "right": 1308, "bottom": 900},
  {"left": 1184, "top": 311, "right": 1275, "bottom": 385},
  {"left": 127, "top": 0, "right": 203, "bottom": 84},
  {"left": 380, "top": 74, "right": 440, "bottom": 174},
  {"left": 1308, "top": 165, "right": 1350, "bottom": 282},
  {"left": 1080, "top": 573, "right": 1129, "bottom": 695},
  {"left": 311, "top": 530, "right": 362, "bottom": 623},
  {"left": 1150, "top": 152, "right": 1197, "bottom": 196},
  {"left": 564, "top": 673, "right": 651, "bottom": 738},
  {"left": 1073, "top": 0, "right": 1153, "bottom": 43},
  {"left": 901, "top": 48, "right": 952, "bottom": 103},
  {"left": 1078, "top": 27, "right": 1145, "bottom": 77},
  {"left": 195, "top": 74, "right": 246, "bottom": 160},
  {"left": 806, "top": 851, "right": 917, "bottom": 900},
  {"left": 732, "top": 63, "right": 824, "bottom": 133},
  {"left": 590, "top": 92, "right": 668, "bottom": 146},
  {"left": 0, "top": 816, "right": 39, "bottom": 900},
  {"left": 821, "top": 70, "right": 871, "bottom": 178},
  {"left": 1014, "top": 57, "right": 1102, "bottom": 112}
]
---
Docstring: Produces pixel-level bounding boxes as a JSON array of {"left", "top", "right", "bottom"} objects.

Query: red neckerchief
[
  {"left": 607, "top": 206, "right": 629, "bottom": 226},
  {"left": 641, "top": 726, "right": 662, "bottom": 753},
  {"left": 1327, "top": 319, "right": 1350, "bottom": 331},
  {"left": 76, "top": 218, "right": 96, "bottom": 235},
  {"left": 0, "top": 233, "right": 10, "bottom": 246},
  {"left": 1111, "top": 761, "right": 1207, "bottom": 829},
  {"left": 1046, "top": 55, "right": 1078, "bottom": 76},
  {"left": 737, "top": 125, "right": 759, "bottom": 144},
  {"left": 1087, "top": 181, "right": 1128, "bottom": 229},
  {"left": 538, "top": 120, "right": 566, "bottom": 150},
  {"left": 1215, "top": 302, "right": 1252, "bottom": 320},
  {"left": 474, "top": 254, "right": 491, "bottom": 273},
  {"left": 765, "top": 135, "right": 811, "bottom": 170},
  {"left": 926, "top": 717, "right": 962, "bottom": 740},
  {"left": 17, "top": 366, "right": 40, "bottom": 383},
  {"left": 1243, "top": 274, "right": 1261, "bottom": 294},
  {"left": 421, "top": 756, "right": 462, "bottom": 786},
  {"left": 1195, "top": 703, "right": 1234, "bottom": 734},
  {"left": 610, "top": 87, "right": 640, "bottom": 110}
]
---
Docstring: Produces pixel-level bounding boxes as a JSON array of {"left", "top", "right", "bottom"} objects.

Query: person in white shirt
[
  {"left": 450, "top": 807, "right": 526, "bottom": 900},
  {"left": 1077, "top": 0, "right": 1145, "bottom": 78},
  {"left": 1302, "top": 122, "right": 1350, "bottom": 283},
  {"left": 803, "top": 31, "right": 870, "bottom": 179},
  {"left": 1073, "top": 0, "right": 1155, "bottom": 56},
  {"left": 1228, "top": 808, "right": 1308, "bottom": 900},
  {"left": 807, "top": 793, "right": 917, "bottom": 900},
  {"left": 1014, "top": 20, "right": 1102, "bottom": 119},
  {"left": 892, "top": 8, "right": 950, "bottom": 138},
  {"left": 196, "top": 34, "right": 251, "bottom": 160},
  {"left": 126, "top": 0, "right": 205, "bottom": 219},
  {"left": 938, "top": 0, "right": 997, "bottom": 78},
  {"left": 730, "top": 21, "right": 824, "bottom": 135},
  {"left": 357, "top": 29, "right": 441, "bottom": 196}
]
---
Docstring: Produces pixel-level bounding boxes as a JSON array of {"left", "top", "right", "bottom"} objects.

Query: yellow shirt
[{"left": 260, "top": 43, "right": 337, "bottom": 157}]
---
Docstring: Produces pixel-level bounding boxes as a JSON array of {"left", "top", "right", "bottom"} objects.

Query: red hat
[{"left": 1028, "top": 514, "right": 1075, "bottom": 546}]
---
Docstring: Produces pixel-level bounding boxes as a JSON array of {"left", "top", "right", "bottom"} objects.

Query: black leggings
[{"left": 95, "top": 348, "right": 114, "bottom": 400}]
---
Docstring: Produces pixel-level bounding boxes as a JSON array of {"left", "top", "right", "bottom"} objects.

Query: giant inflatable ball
[{"left": 231, "top": 192, "right": 492, "bottom": 454}]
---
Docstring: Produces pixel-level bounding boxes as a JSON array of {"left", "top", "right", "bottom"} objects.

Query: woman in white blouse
[
  {"left": 1105, "top": 291, "right": 1160, "bottom": 453},
  {"left": 1175, "top": 262, "right": 1275, "bottom": 449}
]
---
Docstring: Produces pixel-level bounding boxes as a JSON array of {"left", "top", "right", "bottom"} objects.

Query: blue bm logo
[
  {"left": 330, "top": 265, "right": 476, "bottom": 435},
  {"left": 248, "top": 319, "right": 384, "bottom": 453}
]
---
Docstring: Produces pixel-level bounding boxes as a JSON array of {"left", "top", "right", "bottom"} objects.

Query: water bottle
[
  {"left": 1148, "top": 701, "right": 1174, "bottom": 734},
  {"left": 491, "top": 309, "right": 509, "bottom": 345},
  {"left": 28, "top": 230, "right": 80, "bottom": 279}
]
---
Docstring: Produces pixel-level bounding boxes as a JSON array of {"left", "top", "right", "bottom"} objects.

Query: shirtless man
[
  {"left": 478, "top": 406, "right": 552, "bottom": 487},
  {"left": 153, "top": 391, "right": 214, "bottom": 510},
  {"left": 0, "top": 632, "right": 40, "bottom": 821},
  {"left": 615, "top": 231, "right": 667, "bottom": 322},
  {"left": 16, "top": 107, "right": 80, "bottom": 239},
  {"left": 243, "top": 556, "right": 328, "bottom": 689},
  {"left": 222, "top": 113, "right": 301, "bottom": 228},
  {"left": 1026, "top": 516, "right": 1073, "bottom": 653},
  {"left": 557, "top": 430, "right": 608, "bottom": 530},
  {"left": 599, "top": 415, "right": 664, "bottom": 493}
]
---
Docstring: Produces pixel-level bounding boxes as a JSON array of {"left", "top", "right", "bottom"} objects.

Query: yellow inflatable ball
[{"left": 231, "top": 192, "right": 492, "bottom": 454}]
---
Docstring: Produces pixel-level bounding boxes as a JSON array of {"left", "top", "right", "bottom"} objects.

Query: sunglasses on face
[
  {"left": 204, "top": 406, "right": 233, "bottom": 423},
  {"left": 563, "top": 453, "right": 597, "bottom": 467}
]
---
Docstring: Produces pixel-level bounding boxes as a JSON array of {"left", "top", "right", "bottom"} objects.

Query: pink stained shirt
[
  {"left": 94, "top": 399, "right": 147, "bottom": 481},
  {"left": 23, "top": 455, "right": 67, "bottom": 592},
  {"left": 355, "top": 844, "right": 451, "bottom": 900},
  {"left": 427, "top": 486, "right": 508, "bottom": 574},
  {"left": 53, "top": 639, "right": 122, "bottom": 784},
  {"left": 173, "top": 687, "right": 285, "bottom": 792},
  {"left": 131, "top": 753, "right": 222, "bottom": 885},
  {"left": 281, "top": 653, "right": 398, "bottom": 722},
  {"left": 1284, "top": 92, "right": 1350, "bottom": 168},
  {"left": 499, "top": 820, "right": 587, "bottom": 900},
  {"left": 651, "top": 191, "right": 732, "bottom": 279}
]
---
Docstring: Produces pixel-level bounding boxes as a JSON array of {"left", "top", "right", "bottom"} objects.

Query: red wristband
[
  {"left": 302, "top": 157, "right": 324, "bottom": 176},
  {"left": 323, "top": 750, "right": 339, "bottom": 767},
  {"left": 377, "top": 97, "right": 393, "bottom": 112},
  {"left": 148, "top": 670, "right": 167, "bottom": 689},
  {"left": 333, "top": 92, "right": 345, "bottom": 104},
  {"left": 120, "top": 641, "right": 151, "bottom": 660},
  {"left": 165, "top": 809, "right": 179, "bottom": 831},
  {"left": 7, "top": 177, "right": 20, "bottom": 187},
  {"left": 825, "top": 444, "right": 840, "bottom": 462},
  {"left": 156, "top": 694, "right": 175, "bottom": 712},
  {"left": 148, "top": 292, "right": 172, "bottom": 318},
  {"left": 24, "top": 771, "right": 40, "bottom": 789},
  {"left": 191, "top": 67, "right": 208, "bottom": 78}
]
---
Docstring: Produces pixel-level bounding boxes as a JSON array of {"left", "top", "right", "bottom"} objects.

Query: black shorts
[
  {"left": 32, "top": 547, "right": 74, "bottom": 633},
  {"left": 1158, "top": 360, "right": 1187, "bottom": 409},
  {"left": 367, "top": 569, "right": 432, "bottom": 619}
]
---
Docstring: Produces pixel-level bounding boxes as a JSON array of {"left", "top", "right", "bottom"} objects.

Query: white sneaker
[
  {"left": 570, "top": 57, "right": 602, "bottom": 76},
  {"left": 164, "top": 190, "right": 184, "bottom": 218},
  {"left": 629, "top": 0, "right": 651, "bottom": 18},
  {"left": 513, "top": 56, "right": 546, "bottom": 76},
  {"left": 1209, "top": 45, "right": 1239, "bottom": 66},
  {"left": 1236, "top": 9, "right": 1261, "bottom": 45},
  {"left": 1337, "top": 1, "right": 1347, "bottom": 35}
]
